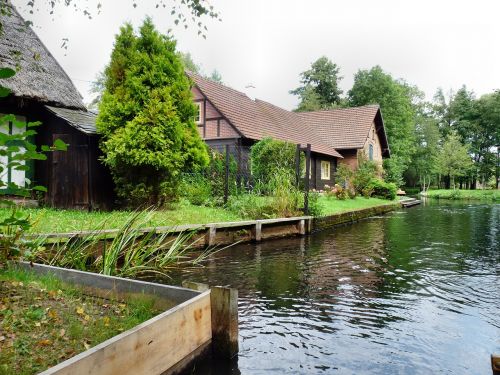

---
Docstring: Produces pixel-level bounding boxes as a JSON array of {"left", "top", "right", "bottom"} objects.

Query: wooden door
[{"left": 50, "top": 134, "right": 89, "bottom": 209}]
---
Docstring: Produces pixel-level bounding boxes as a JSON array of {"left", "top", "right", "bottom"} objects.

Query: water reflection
[{"left": 171, "top": 202, "right": 500, "bottom": 374}]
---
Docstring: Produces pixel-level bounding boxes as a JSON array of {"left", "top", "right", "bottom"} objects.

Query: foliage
[
  {"left": 0, "top": 0, "right": 220, "bottom": 39},
  {"left": 290, "top": 56, "right": 344, "bottom": 111},
  {"left": 33, "top": 210, "right": 215, "bottom": 279},
  {"left": 0, "top": 267, "right": 159, "bottom": 374},
  {"left": 364, "top": 179, "right": 397, "bottom": 200},
  {"left": 434, "top": 133, "right": 473, "bottom": 188},
  {"left": 348, "top": 66, "right": 418, "bottom": 186},
  {"left": 352, "top": 158, "right": 379, "bottom": 195},
  {"left": 227, "top": 168, "right": 302, "bottom": 219},
  {"left": 0, "top": 69, "right": 66, "bottom": 265},
  {"left": 336, "top": 163, "right": 355, "bottom": 188},
  {"left": 307, "top": 191, "right": 323, "bottom": 217},
  {"left": 251, "top": 137, "right": 298, "bottom": 192},
  {"left": 422, "top": 189, "right": 499, "bottom": 201},
  {"left": 97, "top": 19, "right": 209, "bottom": 207}
]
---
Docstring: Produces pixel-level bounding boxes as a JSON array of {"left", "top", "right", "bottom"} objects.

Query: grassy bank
[
  {"left": 0, "top": 267, "right": 159, "bottom": 374},
  {"left": 0, "top": 196, "right": 397, "bottom": 235},
  {"left": 421, "top": 189, "right": 499, "bottom": 201},
  {"left": 318, "top": 196, "right": 397, "bottom": 216},
  {"left": 0, "top": 200, "right": 243, "bottom": 234}
]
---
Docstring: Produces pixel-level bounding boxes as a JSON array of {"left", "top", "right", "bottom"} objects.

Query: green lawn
[
  {"left": 318, "top": 196, "right": 397, "bottom": 216},
  {"left": 421, "top": 189, "right": 499, "bottom": 201},
  {"left": 0, "top": 201, "right": 243, "bottom": 234},
  {"left": 0, "top": 196, "right": 397, "bottom": 234}
]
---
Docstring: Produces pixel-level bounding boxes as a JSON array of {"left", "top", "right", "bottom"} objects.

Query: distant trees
[
  {"left": 290, "top": 58, "right": 499, "bottom": 190},
  {"left": 348, "top": 66, "right": 418, "bottom": 186},
  {"left": 290, "top": 56, "right": 343, "bottom": 111},
  {"left": 97, "top": 18, "right": 209, "bottom": 207},
  {"left": 178, "top": 52, "right": 223, "bottom": 83},
  {"left": 434, "top": 133, "right": 472, "bottom": 189}
]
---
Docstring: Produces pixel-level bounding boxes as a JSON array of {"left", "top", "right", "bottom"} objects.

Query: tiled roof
[
  {"left": 297, "top": 106, "right": 383, "bottom": 150},
  {"left": 45, "top": 106, "right": 97, "bottom": 135},
  {"left": 187, "top": 71, "right": 388, "bottom": 158}
]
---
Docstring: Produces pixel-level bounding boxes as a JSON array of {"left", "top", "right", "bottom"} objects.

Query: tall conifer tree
[{"left": 97, "top": 19, "right": 208, "bottom": 206}]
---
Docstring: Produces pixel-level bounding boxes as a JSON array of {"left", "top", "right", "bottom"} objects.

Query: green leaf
[
  {"left": 0, "top": 86, "right": 11, "bottom": 97},
  {"left": 53, "top": 138, "right": 68, "bottom": 151},
  {"left": 0, "top": 67, "right": 16, "bottom": 79},
  {"left": 32, "top": 185, "right": 47, "bottom": 192}
]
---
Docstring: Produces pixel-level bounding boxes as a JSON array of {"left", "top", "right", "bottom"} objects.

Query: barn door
[{"left": 50, "top": 134, "right": 89, "bottom": 209}]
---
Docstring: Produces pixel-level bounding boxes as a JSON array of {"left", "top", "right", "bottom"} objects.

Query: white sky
[{"left": 12, "top": 0, "right": 500, "bottom": 110}]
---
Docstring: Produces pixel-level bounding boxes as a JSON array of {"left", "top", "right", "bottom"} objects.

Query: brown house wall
[{"left": 338, "top": 149, "right": 359, "bottom": 170}]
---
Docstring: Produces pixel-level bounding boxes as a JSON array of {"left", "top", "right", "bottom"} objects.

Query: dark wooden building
[{"left": 0, "top": 3, "right": 114, "bottom": 209}]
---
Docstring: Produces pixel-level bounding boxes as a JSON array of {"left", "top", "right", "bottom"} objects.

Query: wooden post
[
  {"left": 253, "top": 222, "right": 262, "bottom": 242},
  {"left": 205, "top": 226, "right": 216, "bottom": 247},
  {"left": 492, "top": 354, "right": 500, "bottom": 375},
  {"left": 211, "top": 286, "right": 238, "bottom": 359},
  {"left": 295, "top": 144, "right": 301, "bottom": 188},
  {"left": 304, "top": 143, "right": 311, "bottom": 215},
  {"left": 298, "top": 219, "right": 305, "bottom": 235},
  {"left": 224, "top": 144, "right": 230, "bottom": 204}
]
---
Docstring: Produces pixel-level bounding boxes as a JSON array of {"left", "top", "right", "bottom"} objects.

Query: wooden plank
[
  {"left": 40, "top": 291, "right": 212, "bottom": 375},
  {"left": 210, "top": 287, "right": 238, "bottom": 359}
]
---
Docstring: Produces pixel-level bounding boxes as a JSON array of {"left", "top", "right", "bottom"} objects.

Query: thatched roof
[
  {"left": 0, "top": 1, "right": 85, "bottom": 109},
  {"left": 46, "top": 105, "right": 97, "bottom": 135}
]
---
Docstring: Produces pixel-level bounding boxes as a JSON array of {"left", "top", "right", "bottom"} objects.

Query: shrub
[
  {"left": 251, "top": 137, "right": 300, "bottom": 193},
  {"left": 449, "top": 190, "right": 462, "bottom": 200},
  {"left": 307, "top": 191, "right": 324, "bottom": 217},
  {"left": 365, "top": 179, "right": 397, "bottom": 200},
  {"left": 352, "top": 159, "right": 379, "bottom": 194},
  {"left": 179, "top": 174, "right": 212, "bottom": 206}
]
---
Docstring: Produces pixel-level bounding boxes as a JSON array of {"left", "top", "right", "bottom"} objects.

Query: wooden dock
[{"left": 400, "top": 198, "right": 422, "bottom": 208}]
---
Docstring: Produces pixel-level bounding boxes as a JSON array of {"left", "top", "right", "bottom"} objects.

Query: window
[
  {"left": 369, "top": 144, "right": 374, "bottom": 161},
  {"left": 194, "top": 102, "right": 202, "bottom": 124},
  {"left": 320, "top": 160, "right": 330, "bottom": 180}
]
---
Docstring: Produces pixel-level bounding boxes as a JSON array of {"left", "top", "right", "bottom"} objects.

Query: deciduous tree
[{"left": 290, "top": 56, "right": 343, "bottom": 111}]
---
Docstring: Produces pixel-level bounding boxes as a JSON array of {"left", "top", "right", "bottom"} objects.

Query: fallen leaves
[{"left": 0, "top": 273, "right": 158, "bottom": 374}]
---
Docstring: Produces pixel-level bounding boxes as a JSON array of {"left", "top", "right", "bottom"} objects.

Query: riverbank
[
  {"left": 421, "top": 189, "right": 499, "bottom": 201},
  {"left": 0, "top": 196, "right": 396, "bottom": 234}
]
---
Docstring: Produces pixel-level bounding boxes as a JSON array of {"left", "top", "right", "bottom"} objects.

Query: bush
[
  {"left": 179, "top": 174, "right": 212, "bottom": 206},
  {"left": 352, "top": 159, "right": 379, "bottom": 194},
  {"left": 307, "top": 191, "right": 324, "bottom": 217},
  {"left": 251, "top": 138, "right": 300, "bottom": 193},
  {"left": 365, "top": 179, "right": 397, "bottom": 200}
]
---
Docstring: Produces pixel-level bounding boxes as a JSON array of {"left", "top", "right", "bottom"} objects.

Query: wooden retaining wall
[
  {"left": 19, "top": 263, "right": 237, "bottom": 375},
  {"left": 30, "top": 216, "right": 313, "bottom": 248},
  {"left": 313, "top": 203, "right": 400, "bottom": 232}
]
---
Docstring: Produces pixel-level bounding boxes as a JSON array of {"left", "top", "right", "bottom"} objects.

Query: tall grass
[{"left": 32, "top": 210, "right": 218, "bottom": 280}]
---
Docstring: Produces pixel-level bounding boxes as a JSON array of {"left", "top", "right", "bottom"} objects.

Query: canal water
[{"left": 171, "top": 201, "right": 499, "bottom": 374}]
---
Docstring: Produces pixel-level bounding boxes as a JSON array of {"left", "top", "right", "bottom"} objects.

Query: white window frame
[
  {"left": 320, "top": 160, "right": 330, "bottom": 180},
  {"left": 195, "top": 102, "right": 203, "bottom": 125}
]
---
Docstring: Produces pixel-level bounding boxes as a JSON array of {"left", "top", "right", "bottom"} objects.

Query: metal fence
[{"left": 182, "top": 143, "right": 313, "bottom": 214}]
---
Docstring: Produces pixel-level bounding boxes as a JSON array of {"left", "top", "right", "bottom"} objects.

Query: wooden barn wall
[{"left": 0, "top": 99, "right": 114, "bottom": 210}]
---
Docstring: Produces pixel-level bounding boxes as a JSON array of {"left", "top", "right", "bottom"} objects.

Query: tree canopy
[
  {"left": 97, "top": 18, "right": 209, "bottom": 207},
  {"left": 290, "top": 56, "right": 343, "bottom": 111},
  {"left": 348, "top": 66, "right": 417, "bottom": 185}
]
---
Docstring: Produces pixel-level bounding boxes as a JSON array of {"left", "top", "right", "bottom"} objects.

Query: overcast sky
[{"left": 12, "top": 0, "right": 500, "bottom": 110}]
